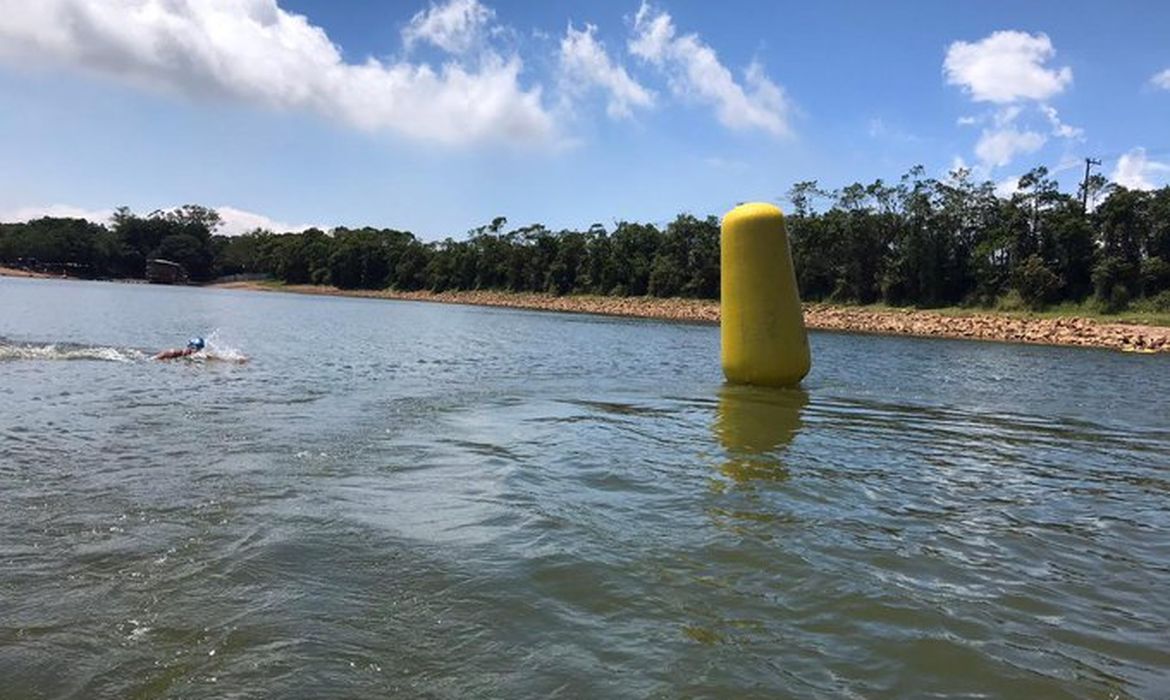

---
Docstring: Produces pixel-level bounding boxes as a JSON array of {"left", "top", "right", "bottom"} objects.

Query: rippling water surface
[{"left": 2, "top": 276, "right": 1169, "bottom": 699}]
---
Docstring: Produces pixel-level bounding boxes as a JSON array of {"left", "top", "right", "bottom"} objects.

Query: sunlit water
[{"left": 2, "top": 276, "right": 1168, "bottom": 699}]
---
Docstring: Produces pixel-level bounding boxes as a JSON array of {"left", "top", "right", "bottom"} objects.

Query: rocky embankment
[
  {"left": 213, "top": 282, "right": 1170, "bottom": 353},
  {"left": 804, "top": 304, "right": 1169, "bottom": 353}
]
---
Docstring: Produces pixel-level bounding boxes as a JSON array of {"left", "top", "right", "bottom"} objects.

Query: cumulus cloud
[
  {"left": 1111, "top": 148, "right": 1170, "bottom": 191},
  {"left": 944, "top": 30, "right": 1080, "bottom": 170},
  {"left": 0, "top": 203, "right": 114, "bottom": 224},
  {"left": 0, "top": 0, "right": 556, "bottom": 147},
  {"left": 1152, "top": 68, "right": 1170, "bottom": 90},
  {"left": 629, "top": 2, "right": 791, "bottom": 136},
  {"left": 944, "top": 30, "right": 1072, "bottom": 103},
  {"left": 214, "top": 206, "right": 317, "bottom": 235},
  {"left": 402, "top": 0, "right": 493, "bottom": 55},
  {"left": 974, "top": 128, "right": 1046, "bottom": 168},
  {"left": 559, "top": 22, "right": 653, "bottom": 119},
  {"left": 0, "top": 203, "right": 314, "bottom": 236}
]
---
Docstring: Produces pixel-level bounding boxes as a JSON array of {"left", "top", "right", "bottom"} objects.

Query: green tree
[
  {"left": 152, "top": 233, "right": 213, "bottom": 280},
  {"left": 1013, "top": 254, "right": 1063, "bottom": 309},
  {"left": 606, "top": 222, "right": 661, "bottom": 296}
]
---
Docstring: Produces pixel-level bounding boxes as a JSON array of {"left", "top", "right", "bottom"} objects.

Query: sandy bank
[
  {"left": 211, "top": 282, "right": 1170, "bottom": 354},
  {"left": 0, "top": 265, "right": 54, "bottom": 278}
]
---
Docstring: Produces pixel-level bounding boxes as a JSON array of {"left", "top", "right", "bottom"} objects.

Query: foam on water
[
  {"left": 0, "top": 339, "right": 146, "bottom": 363},
  {"left": 0, "top": 330, "right": 247, "bottom": 364}
]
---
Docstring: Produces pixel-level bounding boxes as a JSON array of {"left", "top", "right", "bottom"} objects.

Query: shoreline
[
  {"left": 212, "top": 281, "right": 1170, "bottom": 354},
  {"left": 0, "top": 265, "right": 54, "bottom": 279},
  {"left": 4, "top": 268, "right": 1166, "bottom": 352}
]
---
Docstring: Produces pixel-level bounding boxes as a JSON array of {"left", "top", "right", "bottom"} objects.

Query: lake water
[{"left": 2, "top": 276, "right": 1169, "bottom": 699}]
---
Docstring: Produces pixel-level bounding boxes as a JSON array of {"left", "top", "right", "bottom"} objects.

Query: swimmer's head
[{"left": 187, "top": 337, "right": 205, "bottom": 351}]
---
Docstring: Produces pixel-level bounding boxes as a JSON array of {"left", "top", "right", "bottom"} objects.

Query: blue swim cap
[{"left": 187, "top": 337, "right": 205, "bottom": 350}]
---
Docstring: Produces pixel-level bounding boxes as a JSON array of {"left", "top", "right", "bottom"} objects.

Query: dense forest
[{"left": 2, "top": 166, "right": 1169, "bottom": 312}]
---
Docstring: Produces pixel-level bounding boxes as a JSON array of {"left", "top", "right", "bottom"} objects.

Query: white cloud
[
  {"left": 559, "top": 22, "right": 653, "bottom": 119},
  {"left": 995, "top": 176, "right": 1022, "bottom": 198},
  {"left": 994, "top": 105, "right": 1023, "bottom": 126},
  {"left": 1111, "top": 148, "right": 1170, "bottom": 191},
  {"left": 1040, "top": 105, "right": 1082, "bottom": 139},
  {"left": 944, "top": 30, "right": 1072, "bottom": 103},
  {"left": 214, "top": 206, "right": 315, "bottom": 235},
  {"left": 0, "top": 203, "right": 114, "bottom": 224},
  {"left": 945, "top": 34, "right": 1080, "bottom": 170},
  {"left": 0, "top": 203, "right": 313, "bottom": 236},
  {"left": 1152, "top": 68, "right": 1170, "bottom": 90},
  {"left": 402, "top": 0, "right": 493, "bottom": 55},
  {"left": 974, "top": 128, "right": 1045, "bottom": 168},
  {"left": 0, "top": 0, "right": 557, "bottom": 148},
  {"left": 629, "top": 4, "right": 673, "bottom": 63},
  {"left": 629, "top": 2, "right": 791, "bottom": 136}
]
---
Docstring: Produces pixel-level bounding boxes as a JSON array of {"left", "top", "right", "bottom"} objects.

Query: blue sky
[{"left": 0, "top": 0, "right": 1167, "bottom": 237}]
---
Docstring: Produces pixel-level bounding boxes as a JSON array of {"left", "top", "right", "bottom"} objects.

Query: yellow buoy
[{"left": 721, "top": 202, "right": 810, "bottom": 387}]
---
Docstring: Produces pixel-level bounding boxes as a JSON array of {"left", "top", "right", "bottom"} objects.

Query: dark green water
[{"left": 2, "top": 276, "right": 1169, "bottom": 699}]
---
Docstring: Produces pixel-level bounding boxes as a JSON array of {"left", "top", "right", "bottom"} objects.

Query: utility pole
[{"left": 1082, "top": 157, "right": 1101, "bottom": 213}]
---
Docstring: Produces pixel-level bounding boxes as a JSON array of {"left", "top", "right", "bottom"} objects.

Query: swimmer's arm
[{"left": 153, "top": 348, "right": 190, "bottom": 360}]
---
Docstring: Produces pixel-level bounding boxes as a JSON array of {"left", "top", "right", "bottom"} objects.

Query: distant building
[{"left": 146, "top": 259, "right": 189, "bottom": 285}]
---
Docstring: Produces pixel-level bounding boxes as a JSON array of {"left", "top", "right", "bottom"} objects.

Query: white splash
[
  {"left": 198, "top": 330, "right": 249, "bottom": 363},
  {"left": 0, "top": 340, "right": 145, "bottom": 363}
]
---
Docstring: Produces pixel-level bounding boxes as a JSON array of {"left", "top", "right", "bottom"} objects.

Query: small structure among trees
[{"left": 146, "top": 258, "right": 189, "bottom": 284}]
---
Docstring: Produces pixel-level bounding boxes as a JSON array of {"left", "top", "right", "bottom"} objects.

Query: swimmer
[{"left": 154, "top": 337, "right": 204, "bottom": 360}]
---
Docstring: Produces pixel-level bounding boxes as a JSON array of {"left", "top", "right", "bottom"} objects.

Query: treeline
[
  {"left": 2, "top": 165, "right": 1168, "bottom": 312},
  {"left": 0, "top": 207, "right": 720, "bottom": 298},
  {"left": 787, "top": 166, "right": 1170, "bottom": 312},
  {"left": 214, "top": 215, "right": 720, "bottom": 298},
  {"left": 0, "top": 205, "right": 222, "bottom": 281}
]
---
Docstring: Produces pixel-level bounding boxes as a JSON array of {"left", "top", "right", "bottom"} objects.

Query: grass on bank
[{"left": 844, "top": 295, "right": 1170, "bottom": 327}]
